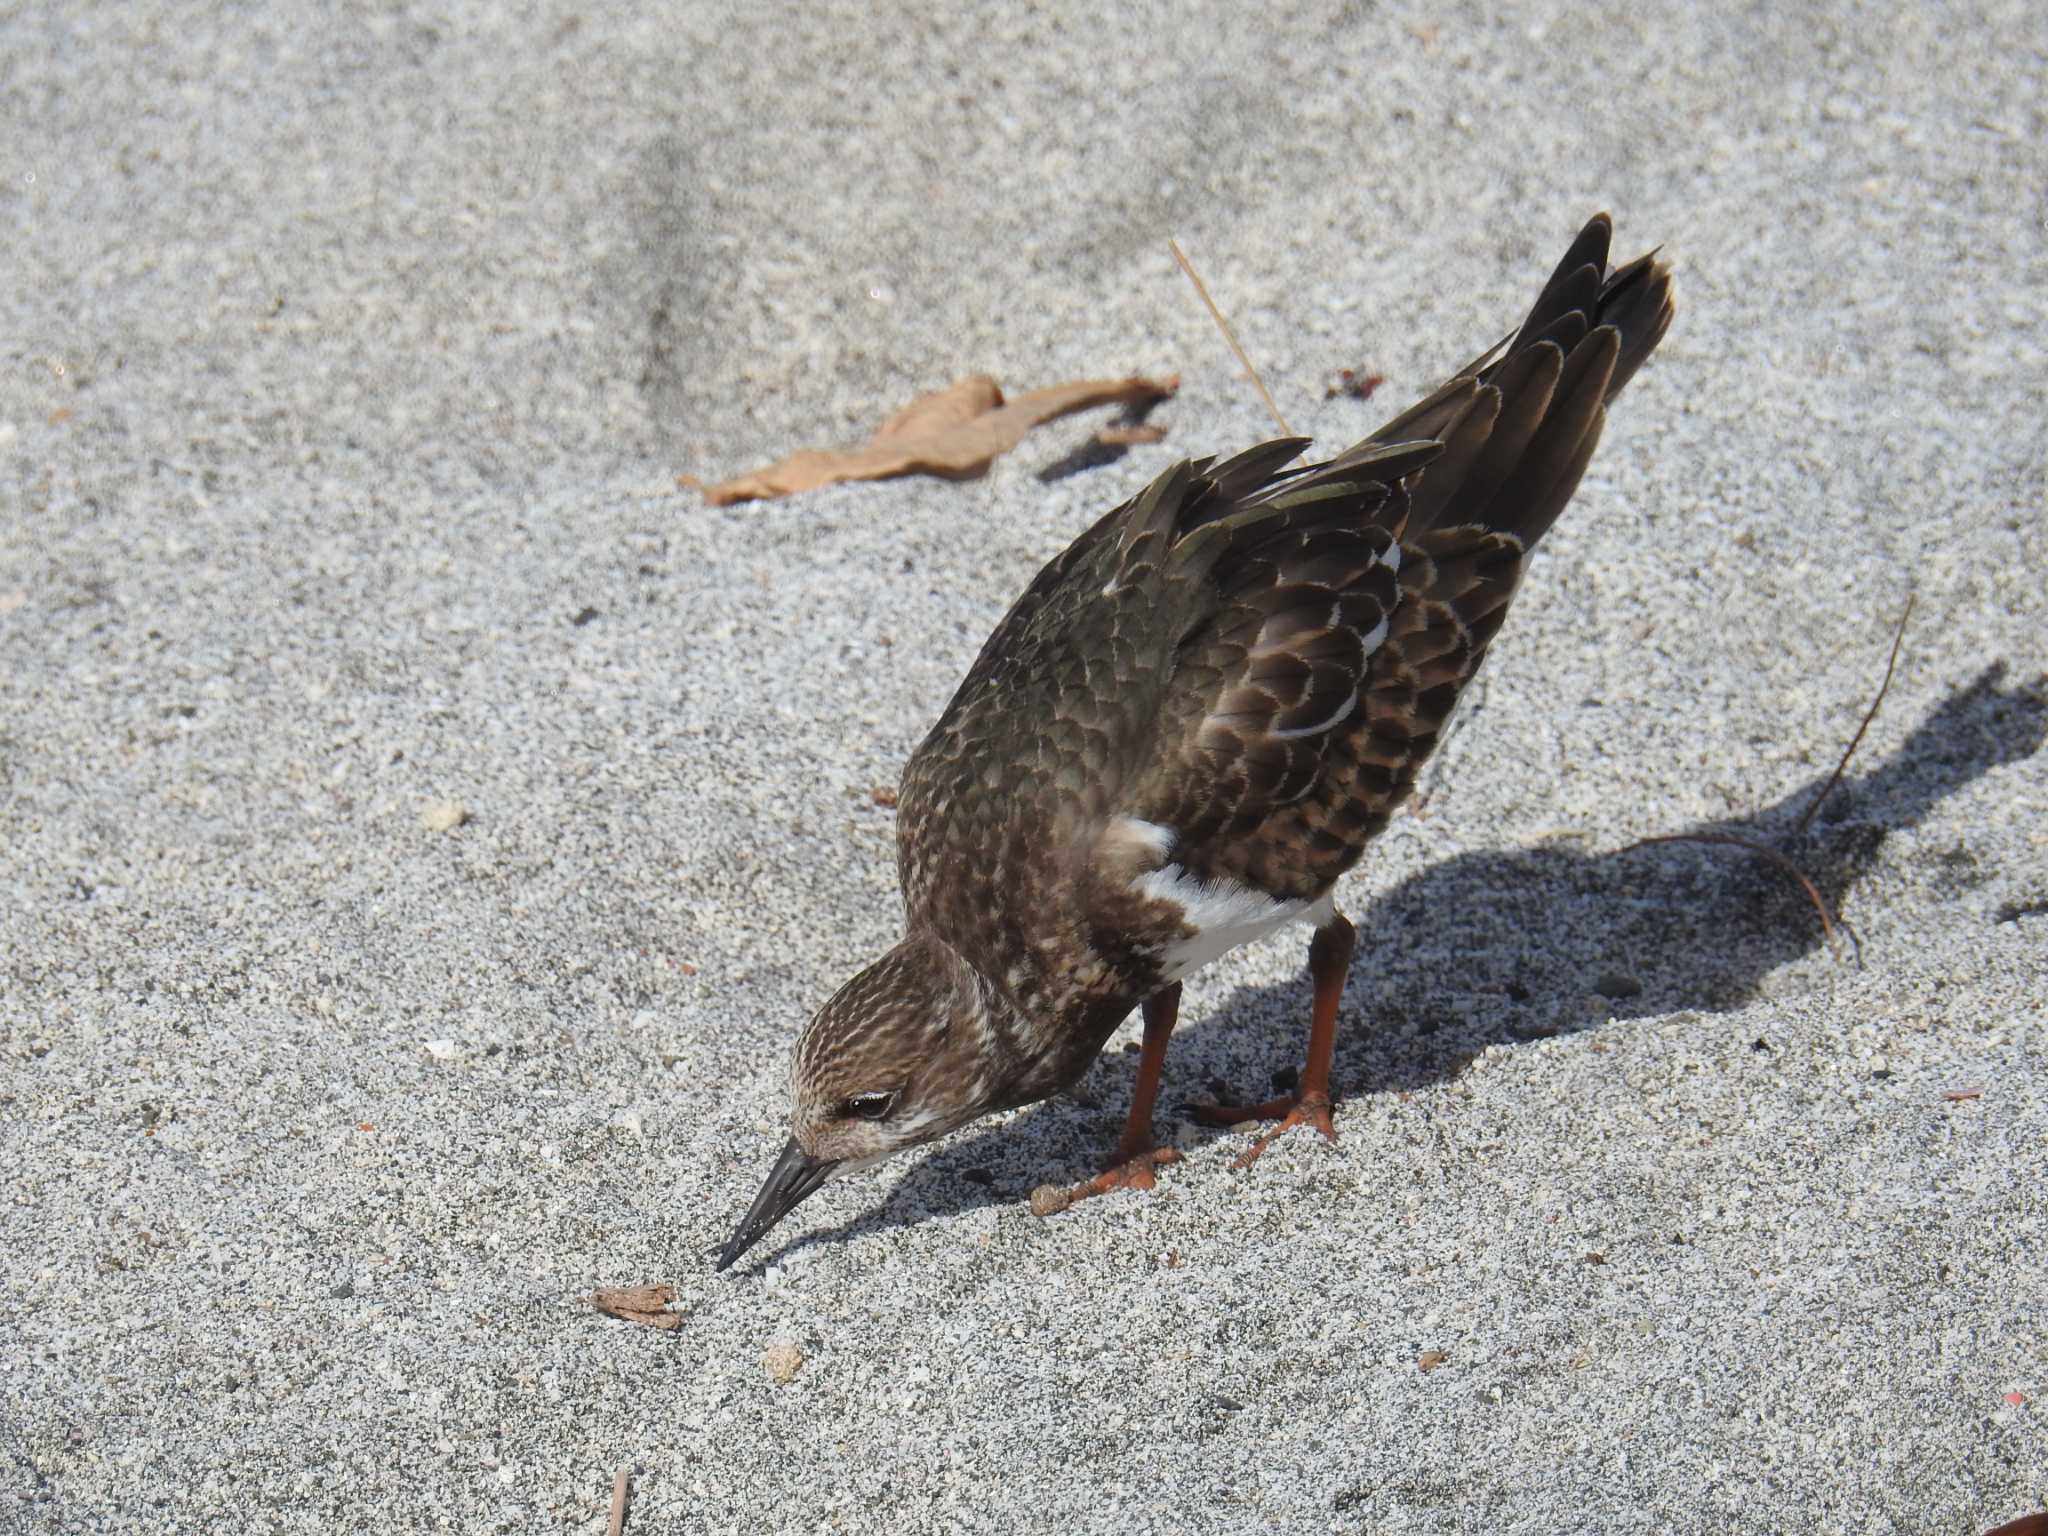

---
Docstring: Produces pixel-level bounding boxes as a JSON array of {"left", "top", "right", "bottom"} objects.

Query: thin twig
[
  {"left": 1169, "top": 238, "right": 1294, "bottom": 439},
  {"left": 1621, "top": 597, "right": 1916, "bottom": 966},
  {"left": 608, "top": 1467, "right": 631, "bottom": 1536},
  {"left": 1795, "top": 593, "right": 1915, "bottom": 835},
  {"left": 1626, "top": 831, "right": 1856, "bottom": 962}
]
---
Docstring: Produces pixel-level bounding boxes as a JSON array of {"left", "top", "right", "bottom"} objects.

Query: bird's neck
[{"left": 913, "top": 925, "right": 1135, "bottom": 1111}]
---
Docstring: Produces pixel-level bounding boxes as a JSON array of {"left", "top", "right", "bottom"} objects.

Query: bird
[{"left": 718, "top": 213, "right": 1675, "bottom": 1271}]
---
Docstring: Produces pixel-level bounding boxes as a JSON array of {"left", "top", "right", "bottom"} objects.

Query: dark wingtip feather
[
  {"left": 1207, "top": 438, "right": 1314, "bottom": 498},
  {"left": 1596, "top": 248, "right": 1677, "bottom": 401},
  {"left": 1475, "top": 325, "right": 1619, "bottom": 545},
  {"left": 1508, "top": 214, "right": 1671, "bottom": 412},
  {"left": 1362, "top": 214, "right": 1673, "bottom": 548}
]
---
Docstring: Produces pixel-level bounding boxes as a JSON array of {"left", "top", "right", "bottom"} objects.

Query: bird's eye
[{"left": 843, "top": 1091, "right": 895, "bottom": 1121}]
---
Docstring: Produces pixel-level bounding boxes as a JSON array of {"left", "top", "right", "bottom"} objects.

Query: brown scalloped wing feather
[{"left": 1127, "top": 514, "right": 1525, "bottom": 899}]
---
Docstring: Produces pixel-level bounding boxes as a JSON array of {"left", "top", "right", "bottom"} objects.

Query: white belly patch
[{"left": 1121, "top": 817, "right": 1331, "bottom": 983}]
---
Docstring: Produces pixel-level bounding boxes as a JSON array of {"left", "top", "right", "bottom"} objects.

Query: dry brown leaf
[
  {"left": 700, "top": 374, "right": 1179, "bottom": 506},
  {"left": 872, "top": 375, "right": 1004, "bottom": 439},
  {"left": 593, "top": 1283, "right": 682, "bottom": 1330}
]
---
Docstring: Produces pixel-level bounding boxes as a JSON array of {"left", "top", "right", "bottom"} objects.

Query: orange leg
[
  {"left": 1068, "top": 983, "right": 1184, "bottom": 1203},
  {"left": 1193, "top": 914, "right": 1355, "bottom": 1167}
]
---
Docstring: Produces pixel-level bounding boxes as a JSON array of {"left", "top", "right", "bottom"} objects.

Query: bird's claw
[
  {"left": 1065, "top": 1145, "right": 1183, "bottom": 1206},
  {"left": 1191, "top": 1090, "right": 1338, "bottom": 1168}
]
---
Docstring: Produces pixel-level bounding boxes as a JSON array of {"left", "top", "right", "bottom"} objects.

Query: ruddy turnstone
[{"left": 719, "top": 214, "right": 1674, "bottom": 1270}]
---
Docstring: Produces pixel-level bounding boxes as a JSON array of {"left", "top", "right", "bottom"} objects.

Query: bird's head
[{"left": 717, "top": 934, "right": 998, "bottom": 1270}]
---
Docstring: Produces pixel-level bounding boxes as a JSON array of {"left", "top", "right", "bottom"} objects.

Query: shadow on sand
[{"left": 748, "top": 663, "right": 2044, "bottom": 1271}]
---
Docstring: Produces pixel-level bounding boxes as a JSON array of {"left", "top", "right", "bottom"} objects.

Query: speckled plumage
[{"left": 720, "top": 214, "right": 1675, "bottom": 1271}]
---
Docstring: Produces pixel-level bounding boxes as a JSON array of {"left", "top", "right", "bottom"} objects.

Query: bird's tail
[{"left": 1343, "top": 213, "right": 1675, "bottom": 549}]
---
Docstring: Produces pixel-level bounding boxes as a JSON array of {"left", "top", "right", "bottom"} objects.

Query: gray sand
[{"left": 4, "top": 2, "right": 2045, "bottom": 1532}]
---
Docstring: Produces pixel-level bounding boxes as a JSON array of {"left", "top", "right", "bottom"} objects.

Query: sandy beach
[{"left": 3, "top": 1, "right": 2044, "bottom": 1530}]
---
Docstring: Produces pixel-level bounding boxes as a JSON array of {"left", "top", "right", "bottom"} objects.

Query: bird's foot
[
  {"left": 1193, "top": 1090, "right": 1337, "bottom": 1168},
  {"left": 1065, "top": 1145, "right": 1183, "bottom": 1206}
]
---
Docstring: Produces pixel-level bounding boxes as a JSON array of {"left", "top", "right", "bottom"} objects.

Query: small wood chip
[
  {"left": 593, "top": 1284, "right": 682, "bottom": 1331},
  {"left": 762, "top": 1339, "right": 804, "bottom": 1383},
  {"left": 1028, "top": 1183, "right": 1072, "bottom": 1218},
  {"left": 1418, "top": 1350, "right": 1448, "bottom": 1372},
  {"left": 607, "top": 1467, "right": 631, "bottom": 1536},
  {"left": 870, "top": 785, "right": 899, "bottom": 807},
  {"left": 1943, "top": 1086, "right": 1984, "bottom": 1102}
]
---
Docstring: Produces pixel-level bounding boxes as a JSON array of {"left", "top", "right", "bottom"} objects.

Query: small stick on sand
[
  {"left": 1625, "top": 600, "right": 1915, "bottom": 963},
  {"left": 608, "top": 1466, "right": 631, "bottom": 1536},
  {"left": 1169, "top": 238, "right": 1295, "bottom": 440},
  {"left": 1796, "top": 594, "right": 1914, "bottom": 835},
  {"left": 1628, "top": 830, "right": 1850, "bottom": 960}
]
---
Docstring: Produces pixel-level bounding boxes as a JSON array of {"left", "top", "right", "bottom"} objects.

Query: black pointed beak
[{"left": 716, "top": 1137, "right": 838, "bottom": 1272}]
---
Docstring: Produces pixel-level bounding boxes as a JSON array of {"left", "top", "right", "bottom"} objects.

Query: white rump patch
[{"left": 1133, "top": 865, "right": 1328, "bottom": 983}]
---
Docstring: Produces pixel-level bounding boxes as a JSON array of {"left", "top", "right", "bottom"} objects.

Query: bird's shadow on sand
[{"left": 755, "top": 664, "right": 2045, "bottom": 1271}]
